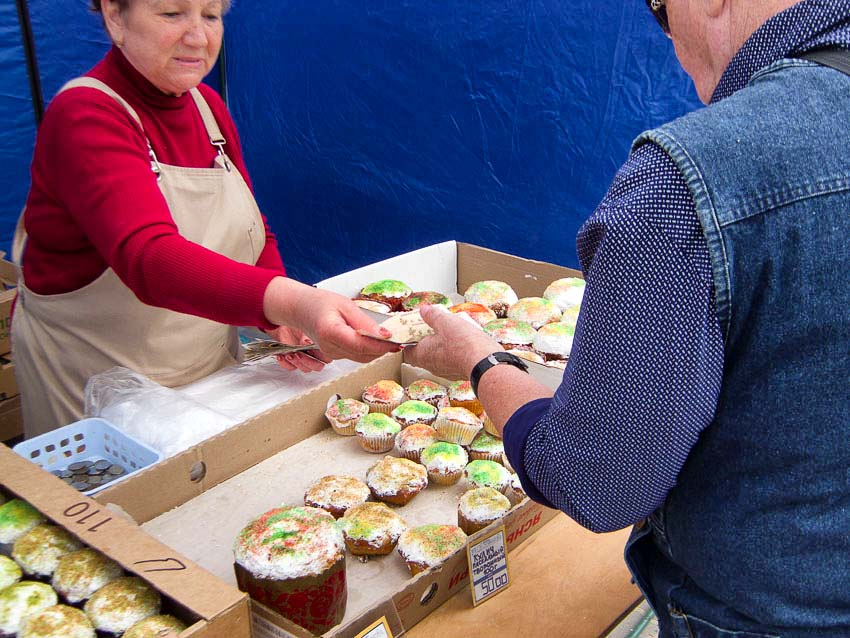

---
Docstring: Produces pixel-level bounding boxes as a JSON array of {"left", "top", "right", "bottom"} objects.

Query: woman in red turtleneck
[{"left": 14, "top": 0, "right": 398, "bottom": 436}]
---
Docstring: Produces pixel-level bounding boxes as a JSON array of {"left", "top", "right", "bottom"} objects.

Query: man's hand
[{"left": 405, "top": 304, "right": 503, "bottom": 379}]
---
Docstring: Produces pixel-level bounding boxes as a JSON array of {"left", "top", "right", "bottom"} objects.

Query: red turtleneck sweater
[{"left": 22, "top": 47, "right": 284, "bottom": 329}]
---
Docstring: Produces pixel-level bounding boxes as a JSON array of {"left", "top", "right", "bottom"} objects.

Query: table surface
[{"left": 407, "top": 512, "right": 640, "bottom": 638}]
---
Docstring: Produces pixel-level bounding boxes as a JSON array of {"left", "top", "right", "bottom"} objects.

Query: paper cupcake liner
[
  {"left": 507, "top": 486, "right": 527, "bottom": 507},
  {"left": 469, "top": 450, "right": 504, "bottom": 464},
  {"left": 435, "top": 418, "right": 482, "bottom": 446},
  {"left": 356, "top": 432, "right": 396, "bottom": 454},
  {"left": 326, "top": 416, "right": 358, "bottom": 437},
  {"left": 449, "top": 398, "right": 483, "bottom": 416},
  {"left": 426, "top": 468, "right": 464, "bottom": 486},
  {"left": 458, "top": 512, "right": 500, "bottom": 536},
  {"left": 364, "top": 399, "right": 402, "bottom": 415},
  {"left": 344, "top": 536, "right": 397, "bottom": 557},
  {"left": 397, "top": 449, "right": 424, "bottom": 464},
  {"left": 234, "top": 555, "right": 347, "bottom": 635},
  {"left": 482, "top": 414, "right": 500, "bottom": 438},
  {"left": 468, "top": 478, "right": 511, "bottom": 496}
]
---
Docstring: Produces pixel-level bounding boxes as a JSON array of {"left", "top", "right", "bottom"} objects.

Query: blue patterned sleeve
[{"left": 502, "top": 143, "right": 724, "bottom": 533}]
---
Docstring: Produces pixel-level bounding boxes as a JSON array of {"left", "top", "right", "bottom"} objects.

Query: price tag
[
  {"left": 466, "top": 526, "right": 510, "bottom": 606},
  {"left": 354, "top": 616, "right": 393, "bottom": 638}
]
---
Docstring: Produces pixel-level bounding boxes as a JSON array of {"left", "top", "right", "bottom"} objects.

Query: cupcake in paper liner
[
  {"left": 233, "top": 506, "right": 346, "bottom": 635},
  {"left": 507, "top": 473, "right": 528, "bottom": 507},
  {"left": 357, "top": 279, "right": 412, "bottom": 312},
  {"left": 324, "top": 397, "right": 370, "bottom": 436},
  {"left": 458, "top": 487, "right": 512, "bottom": 535},
  {"left": 483, "top": 318, "right": 536, "bottom": 351},
  {"left": 84, "top": 577, "right": 160, "bottom": 635},
  {"left": 468, "top": 431, "right": 505, "bottom": 463},
  {"left": 123, "top": 614, "right": 187, "bottom": 638},
  {"left": 18, "top": 604, "right": 95, "bottom": 638},
  {"left": 395, "top": 424, "right": 440, "bottom": 463},
  {"left": 404, "top": 379, "right": 447, "bottom": 408},
  {"left": 533, "top": 322, "right": 575, "bottom": 363},
  {"left": 366, "top": 456, "right": 428, "bottom": 506},
  {"left": 435, "top": 406, "right": 482, "bottom": 446},
  {"left": 560, "top": 305, "right": 581, "bottom": 328},
  {"left": 0, "top": 582, "right": 58, "bottom": 636},
  {"left": 420, "top": 442, "right": 468, "bottom": 486},
  {"left": 304, "top": 475, "right": 370, "bottom": 519},
  {"left": 543, "top": 277, "right": 586, "bottom": 312},
  {"left": 508, "top": 297, "right": 562, "bottom": 329},
  {"left": 391, "top": 400, "right": 437, "bottom": 428},
  {"left": 448, "top": 302, "right": 498, "bottom": 327},
  {"left": 397, "top": 525, "right": 468, "bottom": 576},
  {"left": 447, "top": 380, "right": 482, "bottom": 416},
  {"left": 361, "top": 380, "right": 405, "bottom": 415},
  {"left": 463, "top": 281, "right": 518, "bottom": 318},
  {"left": 339, "top": 502, "right": 408, "bottom": 556},
  {"left": 52, "top": 548, "right": 123, "bottom": 604},
  {"left": 465, "top": 460, "right": 513, "bottom": 495},
  {"left": 0, "top": 555, "right": 21, "bottom": 590},
  {"left": 355, "top": 413, "right": 401, "bottom": 454},
  {"left": 13, "top": 524, "right": 83, "bottom": 578},
  {"left": 0, "top": 499, "right": 45, "bottom": 554},
  {"left": 402, "top": 291, "right": 451, "bottom": 311}
]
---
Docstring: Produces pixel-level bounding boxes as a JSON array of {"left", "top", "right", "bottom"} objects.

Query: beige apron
[{"left": 13, "top": 78, "right": 266, "bottom": 437}]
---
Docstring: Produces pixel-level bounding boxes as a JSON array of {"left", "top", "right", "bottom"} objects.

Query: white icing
[
  {"left": 339, "top": 505, "right": 407, "bottom": 546},
  {"left": 397, "top": 527, "right": 466, "bottom": 567},
  {"left": 52, "top": 549, "right": 123, "bottom": 604},
  {"left": 84, "top": 578, "right": 160, "bottom": 634},
  {"left": 396, "top": 427, "right": 438, "bottom": 452},
  {"left": 543, "top": 278, "right": 586, "bottom": 310},
  {"left": 0, "top": 582, "right": 58, "bottom": 634},
  {"left": 0, "top": 556, "right": 21, "bottom": 589},
  {"left": 366, "top": 457, "right": 428, "bottom": 496},
  {"left": 18, "top": 605, "right": 95, "bottom": 638},
  {"left": 437, "top": 407, "right": 480, "bottom": 427},
  {"left": 532, "top": 325, "right": 574, "bottom": 357},
  {"left": 233, "top": 508, "right": 344, "bottom": 581},
  {"left": 12, "top": 525, "right": 83, "bottom": 577},
  {"left": 459, "top": 489, "right": 512, "bottom": 523},
  {"left": 304, "top": 476, "right": 370, "bottom": 510}
]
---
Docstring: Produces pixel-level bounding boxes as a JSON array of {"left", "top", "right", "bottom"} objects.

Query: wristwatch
[{"left": 469, "top": 351, "right": 529, "bottom": 397}]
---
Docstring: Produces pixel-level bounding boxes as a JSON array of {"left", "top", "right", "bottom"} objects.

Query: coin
[
  {"left": 71, "top": 482, "right": 90, "bottom": 492},
  {"left": 107, "top": 465, "right": 125, "bottom": 476},
  {"left": 86, "top": 475, "right": 103, "bottom": 486},
  {"left": 62, "top": 477, "right": 76, "bottom": 485},
  {"left": 59, "top": 469, "right": 75, "bottom": 479},
  {"left": 93, "top": 460, "right": 112, "bottom": 471},
  {"left": 68, "top": 461, "right": 92, "bottom": 472},
  {"left": 87, "top": 466, "right": 104, "bottom": 476}
]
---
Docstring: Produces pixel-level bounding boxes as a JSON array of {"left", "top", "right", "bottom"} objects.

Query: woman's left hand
[{"left": 263, "top": 325, "right": 330, "bottom": 373}]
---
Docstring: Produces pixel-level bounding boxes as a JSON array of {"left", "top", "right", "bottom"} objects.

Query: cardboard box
[
  {"left": 0, "top": 354, "right": 18, "bottom": 401},
  {"left": 93, "top": 353, "right": 555, "bottom": 638},
  {"left": 317, "top": 241, "right": 582, "bottom": 388},
  {"left": 0, "top": 443, "right": 251, "bottom": 637},
  {"left": 0, "top": 257, "right": 17, "bottom": 355},
  {"left": 0, "top": 395, "right": 22, "bottom": 443},
  {"left": 86, "top": 242, "right": 579, "bottom": 637}
]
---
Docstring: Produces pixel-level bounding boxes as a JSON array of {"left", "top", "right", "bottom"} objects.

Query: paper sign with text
[
  {"left": 466, "top": 526, "right": 510, "bottom": 606},
  {"left": 354, "top": 616, "right": 394, "bottom": 638}
]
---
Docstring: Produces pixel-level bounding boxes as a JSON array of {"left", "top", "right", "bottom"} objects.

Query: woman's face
[{"left": 103, "top": 0, "right": 224, "bottom": 96}]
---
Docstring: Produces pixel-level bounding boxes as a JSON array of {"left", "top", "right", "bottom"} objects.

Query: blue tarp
[{"left": 1, "top": 1, "right": 700, "bottom": 281}]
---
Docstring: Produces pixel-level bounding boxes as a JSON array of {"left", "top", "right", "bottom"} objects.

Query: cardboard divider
[{"left": 0, "top": 444, "right": 250, "bottom": 637}]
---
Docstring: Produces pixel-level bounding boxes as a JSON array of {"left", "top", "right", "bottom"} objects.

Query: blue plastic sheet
[{"left": 1, "top": 1, "right": 700, "bottom": 280}]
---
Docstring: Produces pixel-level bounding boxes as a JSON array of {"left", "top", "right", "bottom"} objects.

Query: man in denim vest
[{"left": 408, "top": 1, "right": 850, "bottom": 635}]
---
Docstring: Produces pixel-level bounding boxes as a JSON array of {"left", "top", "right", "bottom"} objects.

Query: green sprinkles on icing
[
  {"left": 469, "top": 431, "right": 504, "bottom": 453},
  {"left": 263, "top": 529, "right": 298, "bottom": 545},
  {"left": 360, "top": 279, "right": 412, "bottom": 296},
  {"left": 0, "top": 499, "right": 44, "bottom": 539},
  {"left": 466, "top": 460, "right": 510, "bottom": 486},
  {"left": 392, "top": 400, "right": 437, "bottom": 419},
  {"left": 420, "top": 442, "right": 466, "bottom": 464},
  {"left": 539, "top": 322, "right": 575, "bottom": 337},
  {"left": 356, "top": 413, "right": 401, "bottom": 436},
  {"left": 483, "top": 319, "right": 536, "bottom": 341},
  {"left": 410, "top": 524, "right": 466, "bottom": 555}
]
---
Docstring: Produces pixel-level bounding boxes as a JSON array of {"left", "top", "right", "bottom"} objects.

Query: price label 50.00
[{"left": 466, "top": 526, "right": 510, "bottom": 606}]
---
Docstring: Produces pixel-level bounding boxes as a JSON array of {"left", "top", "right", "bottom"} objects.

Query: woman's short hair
[{"left": 90, "top": 0, "right": 231, "bottom": 13}]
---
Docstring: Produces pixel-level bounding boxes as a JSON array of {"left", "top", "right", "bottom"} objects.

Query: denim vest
[{"left": 627, "top": 58, "right": 850, "bottom": 637}]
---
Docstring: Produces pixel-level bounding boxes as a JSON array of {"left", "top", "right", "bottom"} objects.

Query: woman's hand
[
  {"left": 405, "top": 305, "right": 502, "bottom": 379},
  {"left": 263, "top": 277, "right": 401, "bottom": 363},
  {"left": 262, "top": 325, "right": 329, "bottom": 373}
]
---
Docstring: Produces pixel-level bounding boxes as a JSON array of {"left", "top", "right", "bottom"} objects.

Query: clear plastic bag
[{"left": 83, "top": 367, "right": 238, "bottom": 458}]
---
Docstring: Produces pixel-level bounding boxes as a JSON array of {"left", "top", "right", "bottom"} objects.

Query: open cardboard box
[
  {"left": 0, "top": 443, "right": 250, "bottom": 637},
  {"left": 94, "top": 352, "right": 557, "bottom": 638},
  {"left": 0, "top": 256, "right": 17, "bottom": 356},
  {"left": 317, "top": 241, "right": 582, "bottom": 388}
]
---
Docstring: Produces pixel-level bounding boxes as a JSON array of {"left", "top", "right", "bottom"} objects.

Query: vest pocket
[{"left": 668, "top": 605, "right": 779, "bottom": 638}]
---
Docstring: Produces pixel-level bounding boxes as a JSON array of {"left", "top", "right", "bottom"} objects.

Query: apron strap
[
  {"left": 58, "top": 77, "right": 163, "bottom": 178},
  {"left": 189, "top": 88, "right": 231, "bottom": 171}
]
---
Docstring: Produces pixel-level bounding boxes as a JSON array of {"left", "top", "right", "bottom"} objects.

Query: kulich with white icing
[
  {"left": 338, "top": 502, "right": 408, "bottom": 556},
  {"left": 463, "top": 281, "right": 518, "bottom": 318},
  {"left": 366, "top": 456, "right": 428, "bottom": 505},
  {"left": 233, "top": 506, "right": 344, "bottom": 581},
  {"left": 0, "top": 582, "right": 59, "bottom": 636},
  {"left": 12, "top": 524, "right": 83, "bottom": 578},
  {"left": 532, "top": 322, "right": 575, "bottom": 360},
  {"left": 52, "top": 548, "right": 123, "bottom": 604},
  {"left": 391, "top": 400, "right": 437, "bottom": 427},
  {"left": 304, "top": 475, "right": 370, "bottom": 519},
  {"left": 465, "top": 460, "right": 513, "bottom": 494},
  {"left": 543, "top": 277, "right": 586, "bottom": 311},
  {"left": 0, "top": 499, "right": 45, "bottom": 545},
  {"left": 84, "top": 577, "right": 160, "bottom": 635},
  {"left": 404, "top": 379, "right": 448, "bottom": 407},
  {"left": 397, "top": 525, "right": 468, "bottom": 575},
  {"left": 483, "top": 318, "right": 536, "bottom": 349},
  {"left": 508, "top": 297, "right": 562, "bottom": 329},
  {"left": 458, "top": 487, "right": 512, "bottom": 535},
  {"left": 18, "top": 604, "right": 95, "bottom": 638}
]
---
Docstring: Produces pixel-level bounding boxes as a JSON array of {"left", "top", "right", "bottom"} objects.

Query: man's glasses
[{"left": 646, "top": 0, "right": 670, "bottom": 35}]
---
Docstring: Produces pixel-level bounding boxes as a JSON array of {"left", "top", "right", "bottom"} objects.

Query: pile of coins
[{"left": 51, "top": 459, "right": 126, "bottom": 492}]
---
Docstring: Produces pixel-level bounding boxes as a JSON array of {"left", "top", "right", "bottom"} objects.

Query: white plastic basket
[{"left": 13, "top": 417, "right": 162, "bottom": 495}]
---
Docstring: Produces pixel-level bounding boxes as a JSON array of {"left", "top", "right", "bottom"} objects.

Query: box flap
[{"left": 0, "top": 444, "right": 247, "bottom": 621}]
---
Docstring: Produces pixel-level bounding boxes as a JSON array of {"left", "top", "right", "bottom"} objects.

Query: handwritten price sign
[{"left": 466, "top": 526, "right": 510, "bottom": 606}]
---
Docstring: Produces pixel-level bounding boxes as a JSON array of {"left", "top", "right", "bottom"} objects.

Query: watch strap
[{"left": 470, "top": 351, "right": 529, "bottom": 397}]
